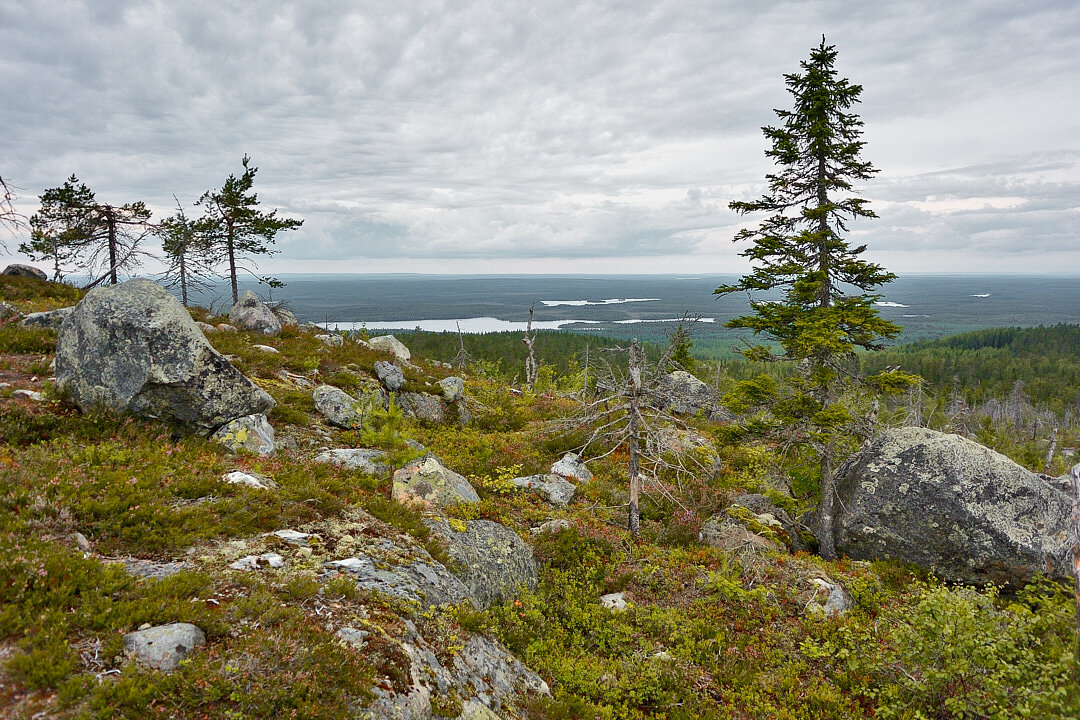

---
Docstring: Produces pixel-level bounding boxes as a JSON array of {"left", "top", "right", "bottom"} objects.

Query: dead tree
[
  {"left": 1070, "top": 463, "right": 1080, "bottom": 659},
  {"left": 453, "top": 321, "right": 472, "bottom": 370},
  {"left": 522, "top": 302, "right": 539, "bottom": 391}
]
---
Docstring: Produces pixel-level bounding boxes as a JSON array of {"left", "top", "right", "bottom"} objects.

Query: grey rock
[
  {"left": 698, "top": 520, "right": 781, "bottom": 554},
  {"left": 228, "top": 290, "right": 281, "bottom": 336},
  {"left": 55, "top": 279, "right": 274, "bottom": 433},
  {"left": 511, "top": 473, "right": 576, "bottom": 506},
  {"left": 398, "top": 392, "right": 446, "bottom": 424},
  {"left": 212, "top": 413, "right": 275, "bottom": 456},
  {"left": 11, "top": 389, "right": 45, "bottom": 402},
  {"left": 216, "top": 323, "right": 238, "bottom": 332},
  {"left": 393, "top": 456, "right": 479, "bottom": 506},
  {"left": 272, "top": 529, "right": 316, "bottom": 546},
  {"left": 315, "top": 333, "right": 343, "bottom": 347},
  {"left": 805, "top": 576, "right": 853, "bottom": 617},
  {"left": 834, "top": 426, "right": 1073, "bottom": 587},
  {"left": 530, "top": 518, "right": 572, "bottom": 536},
  {"left": 277, "top": 368, "right": 315, "bottom": 388},
  {"left": 374, "top": 360, "right": 406, "bottom": 391},
  {"left": 229, "top": 553, "right": 285, "bottom": 570},
  {"left": 0, "top": 301, "right": 21, "bottom": 321},
  {"left": 314, "top": 448, "right": 389, "bottom": 476},
  {"left": 313, "top": 384, "right": 364, "bottom": 428},
  {"left": 123, "top": 623, "right": 205, "bottom": 671},
  {"left": 650, "top": 371, "right": 728, "bottom": 419},
  {"left": 716, "top": 493, "right": 812, "bottom": 553},
  {"left": 335, "top": 627, "right": 370, "bottom": 648},
  {"left": 437, "top": 376, "right": 465, "bottom": 403},
  {"left": 194, "top": 321, "right": 217, "bottom": 333},
  {"left": 71, "top": 532, "right": 92, "bottom": 553},
  {"left": 251, "top": 344, "right": 279, "bottom": 354},
  {"left": 21, "top": 306, "right": 73, "bottom": 330},
  {"left": 425, "top": 519, "right": 539, "bottom": 610},
  {"left": 369, "top": 334, "right": 411, "bottom": 361},
  {"left": 2, "top": 263, "right": 47, "bottom": 280},
  {"left": 117, "top": 559, "right": 189, "bottom": 579},
  {"left": 271, "top": 305, "right": 298, "bottom": 327},
  {"left": 222, "top": 470, "right": 275, "bottom": 489},
  {"left": 456, "top": 402, "right": 472, "bottom": 427},
  {"left": 550, "top": 452, "right": 593, "bottom": 482},
  {"left": 325, "top": 554, "right": 473, "bottom": 608}
]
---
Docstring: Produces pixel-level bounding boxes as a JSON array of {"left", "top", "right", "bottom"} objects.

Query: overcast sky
[{"left": 1, "top": 0, "right": 1077, "bottom": 275}]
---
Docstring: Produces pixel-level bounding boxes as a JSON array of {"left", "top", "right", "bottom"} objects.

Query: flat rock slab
[
  {"left": 325, "top": 555, "right": 473, "bottom": 608},
  {"left": 123, "top": 623, "right": 205, "bottom": 671},
  {"left": 114, "top": 559, "right": 189, "bottom": 579},
  {"left": 314, "top": 448, "right": 389, "bottom": 476},
  {"left": 20, "top": 307, "right": 73, "bottom": 330},
  {"left": 425, "top": 518, "right": 539, "bottom": 610}
]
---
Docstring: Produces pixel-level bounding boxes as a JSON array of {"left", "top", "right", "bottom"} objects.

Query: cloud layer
[{"left": 2, "top": 0, "right": 1077, "bottom": 273}]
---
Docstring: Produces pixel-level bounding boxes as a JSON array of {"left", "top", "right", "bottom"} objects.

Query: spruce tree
[
  {"left": 196, "top": 155, "right": 303, "bottom": 305},
  {"left": 157, "top": 199, "right": 213, "bottom": 307},
  {"left": 715, "top": 38, "right": 913, "bottom": 559}
]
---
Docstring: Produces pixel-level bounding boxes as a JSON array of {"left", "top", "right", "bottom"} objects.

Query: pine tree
[
  {"left": 715, "top": 38, "right": 913, "bottom": 560},
  {"left": 21, "top": 175, "right": 151, "bottom": 285},
  {"left": 196, "top": 155, "right": 303, "bottom": 305},
  {"left": 157, "top": 199, "right": 213, "bottom": 307}
]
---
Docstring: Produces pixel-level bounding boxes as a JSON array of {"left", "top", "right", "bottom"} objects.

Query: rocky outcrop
[
  {"left": 425, "top": 519, "right": 539, "bottom": 610},
  {"left": 437, "top": 377, "right": 465, "bottom": 403},
  {"left": 833, "top": 426, "right": 1073, "bottom": 587},
  {"left": 393, "top": 457, "right": 479, "bottom": 506},
  {"left": 326, "top": 554, "right": 474, "bottom": 608},
  {"left": 359, "top": 619, "right": 548, "bottom": 720},
  {"left": 2, "top": 263, "right": 47, "bottom": 280},
  {"left": 229, "top": 290, "right": 281, "bottom": 336},
  {"left": 369, "top": 334, "right": 411, "bottom": 362},
  {"left": 511, "top": 473, "right": 576, "bottom": 506},
  {"left": 21, "top": 306, "right": 73, "bottom": 330},
  {"left": 56, "top": 279, "right": 274, "bottom": 434},
  {"left": 123, "top": 623, "right": 205, "bottom": 671}
]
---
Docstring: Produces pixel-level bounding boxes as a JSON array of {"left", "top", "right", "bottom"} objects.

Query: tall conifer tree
[{"left": 716, "top": 38, "right": 912, "bottom": 559}]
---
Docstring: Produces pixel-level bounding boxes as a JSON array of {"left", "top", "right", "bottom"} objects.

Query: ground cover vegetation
[{"left": 1, "top": 270, "right": 1078, "bottom": 719}]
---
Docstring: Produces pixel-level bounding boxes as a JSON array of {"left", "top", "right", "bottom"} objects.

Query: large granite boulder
[
  {"left": 393, "top": 457, "right": 479, "bottom": 507},
  {"left": 55, "top": 279, "right": 274, "bottom": 433},
  {"left": 228, "top": 290, "right": 281, "bottom": 336},
  {"left": 834, "top": 426, "right": 1073, "bottom": 587},
  {"left": 425, "top": 518, "right": 540, "bottom": 610},
  {"left": 2, "top": 263, "right": 47, "bottom": 280}
]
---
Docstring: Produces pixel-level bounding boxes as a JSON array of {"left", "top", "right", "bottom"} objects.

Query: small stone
[
  {"left": 806, "top": 577, "right": 853, "bottom": 617},
  {"left": 336, "top": 627, "right": 370, "bottom": 648},
  {"left": 252, "top": 344, "right": 280, "bottom": 354},
  {"left": 216, "top": 323, "right": 238, "bottom": 332},
  {"left": 315, "top": 333, "right": 344, "bottom": 347},
  {"left": 71, "top": 532, "right": 92, "bottom": 553},
  {"left": 272, "top": 529, "right": 316, "bottom": 546},
  {"left": 511, "top": 474, "right": 576, "bottom": 506},
  {"left": 11, "top": 389, "right": 45, "bottom": 402},
  {"left": 123, "top": 623, "right": 205, "bottom": 671},
  {"left": 212, "top": 414, "right": 275, "bottom": 456},
  {"left": 530, "top": 519, "right": 572, "bottom": 535},
  {"left": 195, "top": 321, "right": 217, "bottom": 333},
  {"left": 222, "top": 470, "right": 275, "bottom": 490},
  {"left": 599, "top": 592, "right": 629, "bottom": 611}
]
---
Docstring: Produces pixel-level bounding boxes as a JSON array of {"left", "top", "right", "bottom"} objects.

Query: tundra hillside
[{"left": 0, "top": 271, "right": 1078, "bottom": 720}]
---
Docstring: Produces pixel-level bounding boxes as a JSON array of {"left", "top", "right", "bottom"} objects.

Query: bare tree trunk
[
  {"left": 179, "top": 251, "right": 189, "bottom": 306},
  {"left": 627, "top": 339, "right": 643, "bottom": 536},
  {"left": 818, "top": 447, "right": 838, "bottom": 560},
  {"left": 523, "top": 302, "right": 538, "bottom": 391},
  {"left": 581, "top": 344, "right": 590, "bottom": 399},
  {"left": 1046, "top": 427, "right": 1059, "bottom": 475},
  {"left": 105, "top": 206, "right": 118, "bottom": 285},
  {"left": 227, "top": 218, "right": 238, "bottom": 305},
  {"left": 454, "top": 321, "right": 468, "bottom": 369},
  {"left": 1069, "top": 464, "right": 1080, "bottom": 659}
]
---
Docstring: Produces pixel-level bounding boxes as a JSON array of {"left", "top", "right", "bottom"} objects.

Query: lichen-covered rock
[
  {"left": 550, "top": 452, "right": 593, "bottom": 482},
  {"left": 804, "top": 576, "right": 853, "bottom": 617},
  {"left": 314, "top": 448, "right": 390, "bottom": 476},
  {"left": 369, "top": 334, "right": 411, "bottom": 361},
  {"left": 315, "top": 333, "right": 343, "bottom": 347},
  {"left": 56, "top": 279, "right": 273, "bottom": 433},
  {"left": 194, "top": 321, "right": 217, "bottom": 333},
  {"left": 834, "top": 426, "right": 1073, "bottom": 587},
  {"left": 394, "top": 457, "right": 479, "bottom": 506},
  {"left": 21, "top": 306, "right": 73, "bottom": 330},
  {"left": 0, "top": 301, "right": 22, "bottom": 322},
  {"left": 425, "top": 518, "right": 539, "bottom": 610},
  {"left": 649, "top": 370, "right": 729, "bottom": 419},
  {"left": 375, "top": 360, "right": 406, "bottom": 391},
  {"left": 699, "top": 519, "right": 781, "bottom": 553},
  {"left": 511, "top": 473, "right": 576, "bottom": 506},
  {"left": 2, "top": 263, "right": 47, "bottom": 280},
  {"left": 313, "top": 384, "right": 364, "bottom": 428},
  {"left": 711, "top": 493, "right": 812, "bottom": 553},
  {"left": 211, "top": 413, "right": 275, "bottom": 456},
  {"left": 228, "top": 290, "right": 281, "bottom": 336},
  {"left": 123, "top": 623, "right": 205, "bottom": 671},
  {"left": 271, "top": 305, "right": 298, "bottom": 327},
  {"left": 325, "top": 552, "right": 473, "bottom": 608},
  {"left": 437, "top": 376, "right": 465, "bottom": 403},
  {"left": 398, "top": 391, "right": 446, "bottom": 424}
]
